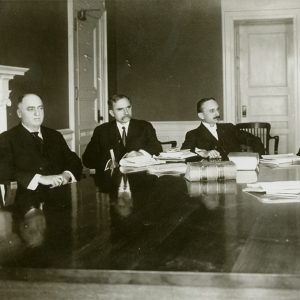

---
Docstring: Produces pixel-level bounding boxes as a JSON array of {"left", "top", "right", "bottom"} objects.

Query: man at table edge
[
  {"left": 82, "top": 94, "right": 162, "bottom": 174},
  {"left": 0, "top": 93, "right": 82, "bottom": 191},
  {"left": 181, "top": 97, "right": 265, "bottom": 160}
]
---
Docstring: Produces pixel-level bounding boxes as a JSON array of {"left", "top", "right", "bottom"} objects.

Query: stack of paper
[
  {"left": 147, "top": 163, "right": 187, "bottom": 177},
  {"left": 228, "top": 152, "right": 259, "bottom": 170},
  {"left": 243, "top": 180, "right": 300, "bottom": 203},
  {"left": 119, "top": 155, "right": 164, "bottom": 168},
  {"left": 260, "top": 153, "right": 300, "bottom": 166},
  {"left": 244, "top": 181, "right": 300, "bottom": 194},
  {"left": 155, "top": 149, "right": 197, "bottom": 161}
]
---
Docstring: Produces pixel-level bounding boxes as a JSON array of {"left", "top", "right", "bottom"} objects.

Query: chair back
[{"left": 236, "top": 122, "right": 279, "bottom": 154}]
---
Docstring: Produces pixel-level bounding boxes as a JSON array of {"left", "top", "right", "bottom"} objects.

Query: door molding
[
  {"left": 67, "top": 0, "right": 75, "bottom": 150},
  {"left": 222, "top": 3, "right": 300, "bottom": 151}
]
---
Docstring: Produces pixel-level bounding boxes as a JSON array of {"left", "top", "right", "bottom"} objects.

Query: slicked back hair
[
  {"left": 197, "top": 97, "right": 216, "bottom": 113},
  {"left": 108, "top": 94, "right": 131, "bottom": 110}
]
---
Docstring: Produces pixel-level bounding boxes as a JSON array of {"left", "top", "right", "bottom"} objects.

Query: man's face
[
  {"left": 109, "top": 97, "right": 132, "bottom": 124},
  {"left": 198, "top": 99, "right": 220, "bottom": 125},
  {"left": 17, "top": 94, "right": 44, "bottom": 131}
]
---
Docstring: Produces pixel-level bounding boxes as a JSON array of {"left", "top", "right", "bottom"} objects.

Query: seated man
[
  {"left": 82, "top": 94, "right": 162, "bottom": 173},
  {"left": 181, "top": 97, "right": 264, "bottom": 159},
  {"left": 0, "top": 93, "right": 82, "bottom": 191}
]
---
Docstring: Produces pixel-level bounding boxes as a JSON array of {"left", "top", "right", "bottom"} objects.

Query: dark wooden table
[{"left": 1, "top": 165, "right": 300, "bottom": 299}]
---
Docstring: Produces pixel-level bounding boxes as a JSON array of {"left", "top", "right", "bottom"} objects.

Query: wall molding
[{"left": 151, "top": 121, "right": 200, "bottom": 148}]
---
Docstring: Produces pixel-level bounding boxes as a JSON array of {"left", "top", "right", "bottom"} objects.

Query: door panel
[
  {"left": 74, "top": 0, "right": 107, "bottom": 157},
  {"left": 237, "top": 21, "right": 294, "bottom": 153}
]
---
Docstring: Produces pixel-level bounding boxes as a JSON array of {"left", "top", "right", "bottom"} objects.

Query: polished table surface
[{"left": 1, "top": 165, "right": 300, "bottom": 298}]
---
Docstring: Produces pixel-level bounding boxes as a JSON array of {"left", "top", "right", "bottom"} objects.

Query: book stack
[
  {"left": 155, "top": 149, "right": 198, "bottom": 162},
  {"left": 260, "top": 153, "right": 300, "bottom": 166},
  {"left": 243, "top": 180, "right": 300, "bottom": 203},
  {"left": 185, "top": 160, "right": 236, "bottom": 182},
  {"left": 228, "top": 152, "right": 259, "bottom": 170}
]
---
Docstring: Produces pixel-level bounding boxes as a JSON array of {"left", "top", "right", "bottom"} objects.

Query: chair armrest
[{"left": 268, "top": 135, "right": 279, "bottom": 154}]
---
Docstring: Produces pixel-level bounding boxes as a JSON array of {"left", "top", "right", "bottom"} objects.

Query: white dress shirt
[{"left": 201, "top": 122, "right": 219, "bottom": 140}]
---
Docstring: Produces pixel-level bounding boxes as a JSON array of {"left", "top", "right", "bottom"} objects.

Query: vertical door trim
[{"left": 67, "top": 0, "right": 75, "bottom": 151}]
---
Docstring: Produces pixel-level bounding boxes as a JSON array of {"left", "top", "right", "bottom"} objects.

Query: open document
[
  {"left": 154, "top": 149, "right": 198, "bottom": 162},
  {"left": 119, "top": 155, "right": 165, "bottom": 168},
  {"left": 243, "top": 180, "right": 300, "bottom": 203},
  {"left": 260, "top": 153, "right": 300, "bottom": 166}
]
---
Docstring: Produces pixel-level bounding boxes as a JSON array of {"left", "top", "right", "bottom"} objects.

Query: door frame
[
  {"left": 222, "top": 6, "right": 300, "bottom": 152},
  {"left": 66, "top": 0, "right": 108, "bottom": 152}
]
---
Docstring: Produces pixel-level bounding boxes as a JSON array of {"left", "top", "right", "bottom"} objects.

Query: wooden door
[
  {"left": 74, "top": 0, "right": 108, "bottom": 157},
  {"left": 237, "top": 20, "right": 294, "bottom": 153}
]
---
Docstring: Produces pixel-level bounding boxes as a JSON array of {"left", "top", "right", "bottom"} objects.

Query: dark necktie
[
  {"left": 122, "top": 126, "right": 126, "bottom": 147},
  {"left": 31, "top": 132, "right": 44, "bottom": 153}
]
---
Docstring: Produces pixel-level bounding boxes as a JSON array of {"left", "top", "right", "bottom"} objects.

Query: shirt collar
[
  {"left": 201, "top": 121, "right": 217, "bottom": 130},
  {"left": 116, "top": 121, "right": 130, "bottom": 132},
  {"left": 21, "top": 123, "right": 42, "bottom": 135},
  {"left": 21, "top": 123, "right": 43, "bottom": 139}
]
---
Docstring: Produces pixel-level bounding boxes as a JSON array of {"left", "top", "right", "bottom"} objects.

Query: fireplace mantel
[{"left": 0, "top": 65, "right": 29, "bottom": 133}]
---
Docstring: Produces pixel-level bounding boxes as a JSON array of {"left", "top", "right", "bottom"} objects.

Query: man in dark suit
[
  {"left": 82, "top": 94, "right": 162, "bottom": 173},
  {"left": 0, "top": 93, "right": 82, "bottom": 191},
  {"left": 181, "top": 97, "right": 264, "bottom": 159}
]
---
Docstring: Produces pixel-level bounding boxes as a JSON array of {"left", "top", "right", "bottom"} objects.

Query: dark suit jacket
[
  {"left": 0, "top": 124, "right": 82, "bottom": 188},
  {"left": 82, "top": 119, "right": 162, "bottom": 172},
  {"left": 181, "top": 123, "right": 265, "bottom": 159}
]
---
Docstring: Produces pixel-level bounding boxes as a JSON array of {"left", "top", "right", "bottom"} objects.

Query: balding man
[{"left": 0, "top": 94, "right": 82, "bottom": 192}]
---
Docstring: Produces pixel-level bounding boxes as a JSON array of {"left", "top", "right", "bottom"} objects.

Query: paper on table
[
  {"left": 227, "top": 152, "right": 259, "bottom": 170},
  {"left": 260, "top": 153, "right": 300, "bottom": 165},
  {"left": 243, "top": 181, "right": 300, "bottom": 194},
  {"left": 147, "top": 163, "right": 187, "bottom": 176},
  {"left": 155, "top": 149, "right": 197, "bottom": 160},
  {"left": 119, "top": 155, "right": 165, "bottom": 168}
]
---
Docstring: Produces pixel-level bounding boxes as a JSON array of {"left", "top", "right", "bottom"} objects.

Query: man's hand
[
  {"left": 61, "top": 171, "right": 72, "bottom": 185},
  {"left": 195, "top": 148, "right": 221, "bottom": 159},
  {"left": 38, "top": 175, "right": 64, "bottom": 188},
  {"left": 125, "top": 151, "right": 143, "bottom": 158}
]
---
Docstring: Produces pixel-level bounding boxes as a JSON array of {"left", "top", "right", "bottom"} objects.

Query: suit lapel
[
  {"left": 199, "top": 123, "right": 218, "bottom": 143},
  {"left": 126, "top": 119, "right": 136, "bottom": 145}
]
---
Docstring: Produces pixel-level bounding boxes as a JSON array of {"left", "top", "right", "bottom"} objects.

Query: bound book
[{"left": 185, "top": 160, "right": 236, "bottom": 182}]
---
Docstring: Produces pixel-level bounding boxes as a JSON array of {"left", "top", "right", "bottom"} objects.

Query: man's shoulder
[
  {"left": 130, "top": 119, "right": 152, "bottom": 127},
  {"left": 0, "top": 124, "right": 23, "bottom": 138},
  {"left": 94, "top": 121, "right": 115, "bottom": 131},
  {"left": 218, "top": 123, "right": 236, "bottom": 129},
  {"left": 186, "top": 124, "right": 202, "bottom": 134},
  {"left": 41, "top": 126, "right": 63, "bottom": 137}
]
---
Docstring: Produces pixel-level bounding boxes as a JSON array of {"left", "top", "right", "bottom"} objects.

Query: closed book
[{"left": 185, "top": 161, "right": 236, "bottom": 182}]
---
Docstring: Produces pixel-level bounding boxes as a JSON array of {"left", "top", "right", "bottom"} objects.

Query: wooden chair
[{"left": 236, "top": 122, "right": 279, "bottom": 154}]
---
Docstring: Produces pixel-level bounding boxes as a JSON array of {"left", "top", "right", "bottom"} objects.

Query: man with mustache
[
  {"left": 0, "top": 93, "right": 82, "bottom": 190},
  {"left": 82, "top": 94, "right": 162, "bottom": 173},
  {"left": 181, "top": 97, "right": 264, "bottom": 160}
]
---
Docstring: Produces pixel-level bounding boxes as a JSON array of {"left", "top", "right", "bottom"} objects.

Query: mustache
[{"left": 214, "top": 116, "right": 220, "bottom": 120}]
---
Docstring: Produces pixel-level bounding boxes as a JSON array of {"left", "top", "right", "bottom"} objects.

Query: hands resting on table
[{"left": 38, "top": 171, "right": 72, "bottom": 188}]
